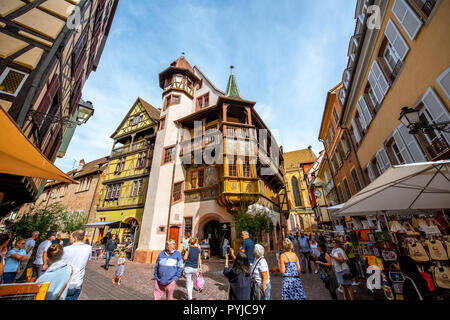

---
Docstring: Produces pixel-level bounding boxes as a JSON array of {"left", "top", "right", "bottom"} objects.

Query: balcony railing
[
  {"left": 184, "top": 186, "right": 218, "bottom": 203},
  {"left": 164, "top": 81, "right": 194, "bottom": 97},
  {"left": 426, "top": 135, "right": 449, "bottom": 160},
  {"left": 111, "top": 140, "right": 149, "bottom": 157}
]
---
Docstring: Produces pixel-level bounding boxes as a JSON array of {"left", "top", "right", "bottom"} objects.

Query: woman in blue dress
[{"left": 278, "top": 239, "right": 307, "bottom": 300}]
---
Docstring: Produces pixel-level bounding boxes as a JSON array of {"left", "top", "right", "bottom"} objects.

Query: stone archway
[{"left": 195, "top": 213, "right": 231, "bottom": 257}]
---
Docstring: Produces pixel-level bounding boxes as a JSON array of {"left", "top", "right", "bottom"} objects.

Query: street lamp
[
  {"left": 399, "top": 106, "right": 450, "bottom": 134},
  {"left": 76, "top": 100, "right": 94, "bottom": 125},
  {"left": 29, "top": 100, "right": 94, "bottom": 128}
]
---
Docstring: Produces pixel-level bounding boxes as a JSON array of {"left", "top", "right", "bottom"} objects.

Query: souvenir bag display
[
  {"left": 383, "top": 285, "right": 395, "bottom": 300},
  {"left": 426, "top": 239, "right": 449, "bottom": 261},
  {"left": 402, "top": 221, "right": 420, "bottom": 236},
  {"left": 431, "top": 265, "right": 450, "bottom": 290},
  {"left": 389, "top": 220, "right": 407, "bottom": 233},
  {"left": 380, "top": 241, "right": 397, "bottom": 262},
  {"left": 408, "top": 240, "right": 430, "bottom": 263},
  {"left": 445, "top": 240, "right": 450, "bottom": 258},
  {"left": 412, "top": 217, "right": 428, "bottom": 230}
]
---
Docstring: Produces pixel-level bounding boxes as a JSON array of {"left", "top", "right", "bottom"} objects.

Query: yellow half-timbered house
[{"left": 95, "top": 97, "right": 160, "bottom": 243}]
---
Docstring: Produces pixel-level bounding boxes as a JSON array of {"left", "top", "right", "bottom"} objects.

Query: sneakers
[
  {"left": 338, "top": 287, "right": 343, "bottom": 293},
  {"left": 352, "top": 281, "right": 361, "bottom": 286},
  {"left": 314, "top": 270, "right": 318, "bottom": 274}
]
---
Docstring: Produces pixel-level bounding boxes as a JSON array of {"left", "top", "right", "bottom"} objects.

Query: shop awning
[
  {"left": 336, "top": 161, "right": 450, "bottom": 217},
  {"left": 83, "top": 221, "right": 131, "bottom": 229},
  {"left": 0, "top": 107, "right": 76, "bottom": 184}
]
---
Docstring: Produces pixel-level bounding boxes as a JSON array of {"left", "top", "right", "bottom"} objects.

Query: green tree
[
  {"left": 232, "top": 197, "right": 273, "bottom": 244},
  {"left": 4, "top": 203, "right": 83, "bottom": 243}
]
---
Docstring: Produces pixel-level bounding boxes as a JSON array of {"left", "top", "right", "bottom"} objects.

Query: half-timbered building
[{"left": 0, "top": 0, "right": 119, "bottom": 215}]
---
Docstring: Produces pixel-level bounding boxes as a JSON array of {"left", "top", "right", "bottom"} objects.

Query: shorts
[{"left": 336, "top": 269, "right": 353, "bottom": 286}]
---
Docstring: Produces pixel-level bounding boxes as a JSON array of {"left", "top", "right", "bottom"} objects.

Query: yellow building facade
[
  {"left": 282, "top": 148, "right": 318, "bottom": 232},
  {"left": 95, "top": 97, "right": 159, "bottom": 243},
  {"left": 339, "top": 0, "right": 450, "bottom": 183}
]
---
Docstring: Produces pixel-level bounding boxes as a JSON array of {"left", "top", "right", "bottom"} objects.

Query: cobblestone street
[{"left": 79, "top": 253, "right": 372, "bottom": 300}]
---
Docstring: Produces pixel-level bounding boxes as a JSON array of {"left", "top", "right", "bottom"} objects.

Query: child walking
[{"left": 112, "top": 252, "right": 126, "bottom": 286}]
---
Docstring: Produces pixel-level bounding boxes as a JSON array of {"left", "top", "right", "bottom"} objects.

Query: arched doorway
[{"left": 203, "top": 220, "right": 220, "bottom": 256}]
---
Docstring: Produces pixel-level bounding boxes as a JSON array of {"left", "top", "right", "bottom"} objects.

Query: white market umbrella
[{"left": 336, "top": 161, "right": 450, "bottom": 217}]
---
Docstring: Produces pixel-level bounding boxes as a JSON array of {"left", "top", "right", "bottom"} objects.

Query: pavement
[{"left": 79, "top": 252, "right": 373, "bottom": 300}]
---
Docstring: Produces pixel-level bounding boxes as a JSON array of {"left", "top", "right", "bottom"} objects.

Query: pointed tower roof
[
  {"left": 225, "top": 66, "right": 242, "bottom": 99},
  {"left": 170, "top": 53, "right": 195, "bottom": 74},
  {"left": 159, "top": 53, "right": 200, "bottom": 89}
]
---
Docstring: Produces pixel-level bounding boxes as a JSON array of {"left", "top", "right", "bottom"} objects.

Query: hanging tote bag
[
  {"left": 250, "top": 258, "right": 265, "bottom": 300},
  {"left": 431, "top": 266, "right": 450, "bottom": 290},
  {"left": 408, "top": 241, "right": 430, "bottom": 263},
  {"left": 426, "top": 240, "right": 448, "bottom": 261}
]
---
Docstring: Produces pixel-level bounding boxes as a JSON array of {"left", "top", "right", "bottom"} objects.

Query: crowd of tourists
[{"left": 0, "top": 230, "right": 92, "bottom": 300}]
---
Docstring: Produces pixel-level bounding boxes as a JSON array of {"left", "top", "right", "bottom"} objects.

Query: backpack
[{"left": 250, "top": 258, "right": 265, "bottom": 300}]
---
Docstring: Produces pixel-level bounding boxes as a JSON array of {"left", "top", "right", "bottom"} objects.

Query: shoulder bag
[{"left": 250, "top": 258, "right": 265, "bottom": 300}]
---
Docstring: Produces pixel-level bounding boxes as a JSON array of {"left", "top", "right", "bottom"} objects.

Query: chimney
[{"left": 77, "top": 159, "right": 85, "bottom": 172}]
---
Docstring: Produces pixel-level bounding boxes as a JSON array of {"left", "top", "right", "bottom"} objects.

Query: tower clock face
[{"left": 314, "top": 190, "right": 321, "bottom": 197}]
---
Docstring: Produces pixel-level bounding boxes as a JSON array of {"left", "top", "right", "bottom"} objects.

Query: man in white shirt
[
  {"left": 63, "top": 230, "right": 91, "bottom": 300},
  {"left": 33, "top": 232, "right": 56, "bottom": 279},
  {"left": 16, "top": 231, "right": 39, "bottom": 280}
]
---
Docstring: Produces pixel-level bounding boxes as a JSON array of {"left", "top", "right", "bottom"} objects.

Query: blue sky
[{"left": 56, "top": 0, "right": 357, "bottom": 172}]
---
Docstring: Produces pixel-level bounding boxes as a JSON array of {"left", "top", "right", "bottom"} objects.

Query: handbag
[
  {"left": 250, "top": 258, "right": 265, "bottom": 300},
  {"left": 195, "top": 272, "right": 205, "bottom": 291},
  {"left": 318, "top": 267, "right": 330, "bottom": 282}
]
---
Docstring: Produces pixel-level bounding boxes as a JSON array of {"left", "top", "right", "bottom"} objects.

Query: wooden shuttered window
[
  {"left": 437, "top": 68, "right": 450, "bottom": 100},
  {"left": 422, "top": 87, "right": 450, "bottom": 145},
  {"left": 384, "top": 19, "right": 410, "bottom": 61},
  {"left": 367, "top": 163, "right": 376, "bottom": 183},
  {"left": 357, "top": 96, "right": 373, "bottom": 130},
  {"left": 352, "top": 119, "right": 362, "bottom": 144},
  {"left": 392, "top": 0, "right": 423, "bottom": 41},
  {"left": 33, "top": 74, "right": 60, "bottom": 128},
  {"left": 393, "top": 124, "right": 427, "bottom": 163},
  {"left": 368, "top": 60, "right": 390, "bottom": 104},
  {"left": 375, "top": 147, "right": 392, "bottom": 174}
]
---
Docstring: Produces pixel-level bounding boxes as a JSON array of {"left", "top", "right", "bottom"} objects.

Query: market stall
[{"left": 334, "top": 161, "right": 450, "bottom": 300}]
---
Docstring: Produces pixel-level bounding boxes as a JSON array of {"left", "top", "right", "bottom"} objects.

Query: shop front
[{"left": 333, "top": 161, "right": 450, "bottom": 300}]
